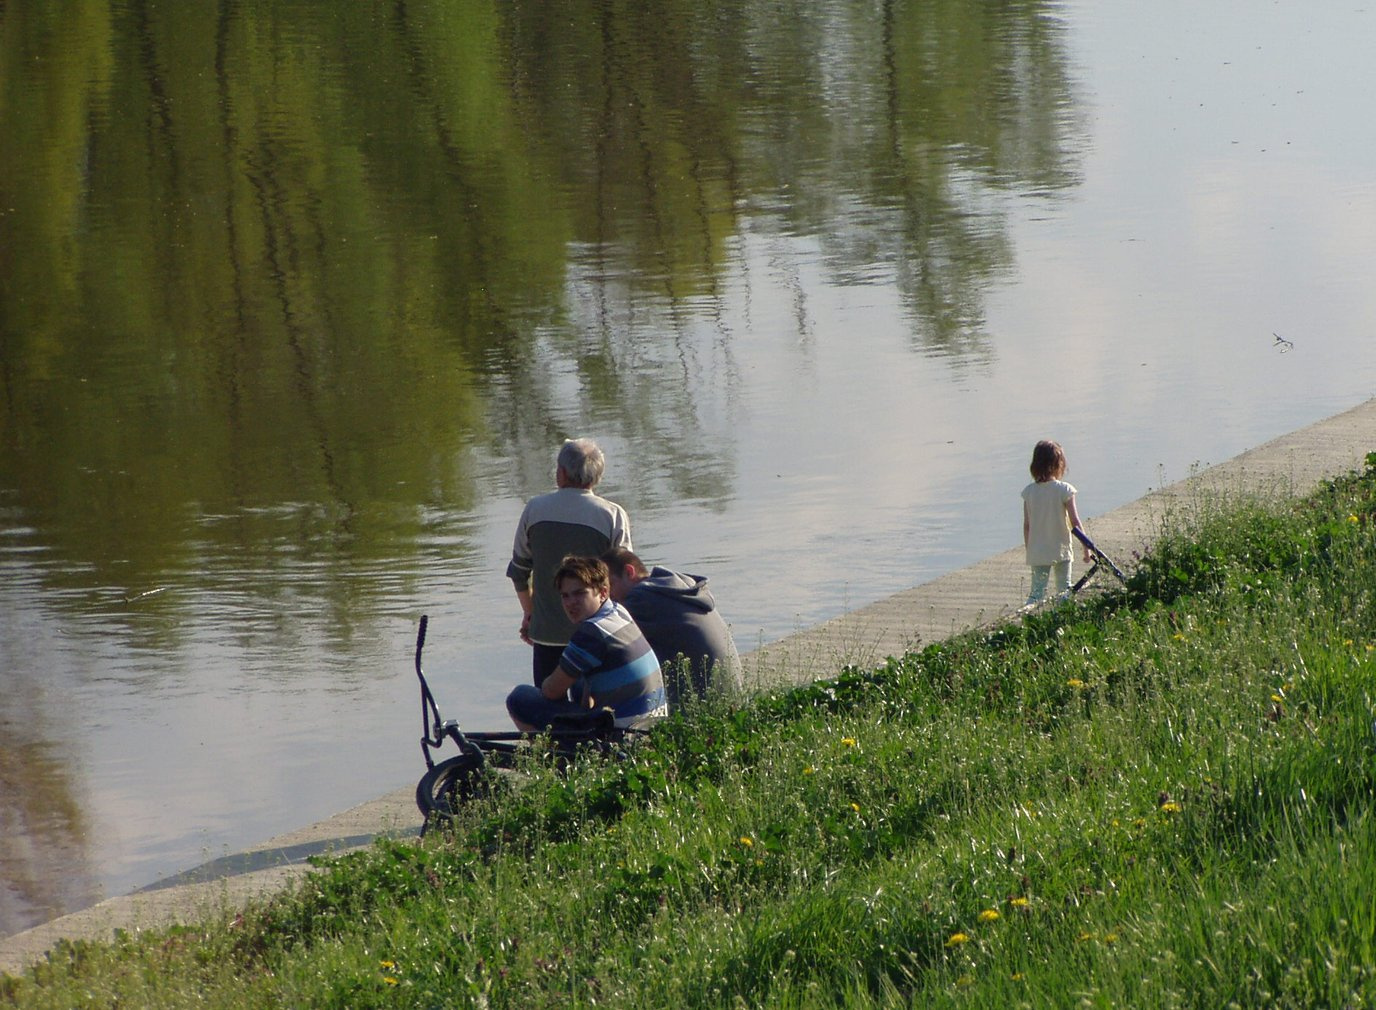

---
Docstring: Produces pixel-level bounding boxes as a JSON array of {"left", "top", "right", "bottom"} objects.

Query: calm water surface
[{"left": 2, "top": 0, "right": 1374, "bottom": 935}]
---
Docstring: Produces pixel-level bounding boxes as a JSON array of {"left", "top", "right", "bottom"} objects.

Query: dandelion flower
[
  {"left": 1172, "top": 633, "right": 1186, "bottom": 641},
  {"left": 1009, "top": 897, "right": 1029, "bottom": 908},
  {"left": 1104, "top": 933, "right": 1119, "bottom": 944},
  {"left": 1160, "top": 801, "right": 1182, "bottom": 813},
  {"left": 1077, "top": 931, "right": 1094, "bottom": 942},
  {"left": 850, "top": 802, "right": 861, "bottom": 813},
  {"left": 803, "top": 765, "right": 815, "bottom": 775},
  {"left": 1349, "top": 514, "right": 1360, "bottom": 523},
  {"left": 841, "top": 737, "right": 858, "bottom": 747},
  {"left": 1067, "top": 678, "right": 1085, "bottom": 688},
  {"left": 1011, "top": 972, "right": 1025, "bottom": 981},
  {"left": 383, "top": 977, "right": 399, "bottom": 986},
  {"left": 739, "top": 836, "right": 754, "bottom": 847},
  {"left": 946, "top": 932, "right": 970, "bottom": 947},
  {"left": 978, "top": 909, "right": 1001, "bottom": 922},
  {"left": 379, "top": 961, "right": 396, "bottom": 970}
]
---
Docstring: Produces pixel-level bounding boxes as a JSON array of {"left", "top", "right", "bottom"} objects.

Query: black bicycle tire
[{"left": 416, "top": 751, "right": 487, "bottom": 823}]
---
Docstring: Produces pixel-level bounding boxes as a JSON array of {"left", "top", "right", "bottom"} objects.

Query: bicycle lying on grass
[
  {"left": 1070, "top": 526, "right": 1129, "bottom": 592},
  {"left": 412, "top": 615, "right": 645, "bottom": 829}
]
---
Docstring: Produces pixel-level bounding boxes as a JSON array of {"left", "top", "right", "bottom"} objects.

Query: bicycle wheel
[{"left": 415, "top": 750, "right": 487, "bottom": 825}]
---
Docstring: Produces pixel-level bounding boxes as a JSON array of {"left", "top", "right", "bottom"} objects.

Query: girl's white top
[{"left": 1022, "top": 479, "right": 1076, "bottom": 565}]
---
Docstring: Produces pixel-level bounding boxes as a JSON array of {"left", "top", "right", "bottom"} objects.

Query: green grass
[{"left": 6, "top": 457, "right": 1376, "bottom": 1008}]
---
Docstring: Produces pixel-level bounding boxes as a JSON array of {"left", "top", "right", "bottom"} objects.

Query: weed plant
[{"left": 5, "top": 458, "right": 1376, "bottom": 1008}]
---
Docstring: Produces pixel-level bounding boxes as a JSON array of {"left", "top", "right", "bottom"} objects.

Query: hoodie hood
[{"left": 632, "top": 566, "right": 717, "bottom": 614}]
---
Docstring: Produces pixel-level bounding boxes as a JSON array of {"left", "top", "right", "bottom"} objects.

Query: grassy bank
[{"left": 6, "top": 460, "right": 1376, "bottom": 1008}]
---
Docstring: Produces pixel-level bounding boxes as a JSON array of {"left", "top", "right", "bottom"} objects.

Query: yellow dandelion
[
  {"left": 978, "top": 909, "right": 1001, "bottom": 923},
  {"left": 1349, "top": 514, "right": 1360, "bottom": 523},
  {"left": 1271, "top": 693, "right": 1284, "bottom": 704},
  {"left": 739, "top": 836, "right": 754, "bottom": 847},
  {"left": 850, "top": 802, "right": 861, "bottom": 813},
  {"left": 803, "top": 765, "right": 815, "bottom": 775},
  {"left": 1066, "top": 678, "right": 1085, "bottom": 688},
  {"left": 1172, "top": 633, "right": 1186, "bottom": 641},
  {"left": 383, "top": 977, "right": 399, "bottom": 986},
  {"left": 946, "top": 932, "right": 970, "bottom": 947},
  {"left": 1077, "top": 931, "right": 1094, "bottom": 942},
  {"left": 1011, "top": 972, "right": 1025, "bottom": 981},
  {"left": 1160, "top": 801, "right": 1182, "bottom": 813},
  {"left": 1009, "top": 897, "right": 1029, "bottom": 908},
  {"left": 379, "top": 960, "right": 396, "bottom": 970},
  {"left": 1104, "top": 932, "right": 1119, "bottom": 944},
  {"left": 956, "top": 973, "right": 974, "bottom": 987},
  {"left": 841, "top": 737, "right": 858, "bottom": 747}
]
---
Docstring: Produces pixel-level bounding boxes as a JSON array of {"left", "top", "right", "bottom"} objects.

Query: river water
[{"left": 2, "top": 0, "right": 1374, "bottom": 936}]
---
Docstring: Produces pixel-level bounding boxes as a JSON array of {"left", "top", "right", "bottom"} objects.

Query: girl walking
[{"left": 1021, "top": 440, "right": 1092, "bottom": 606}]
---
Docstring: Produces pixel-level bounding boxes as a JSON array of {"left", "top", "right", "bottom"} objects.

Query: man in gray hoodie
[{"left": 600, "top": 548, "right": 742, "bottom": 708}]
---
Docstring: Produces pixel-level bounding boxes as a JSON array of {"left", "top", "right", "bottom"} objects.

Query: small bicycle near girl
[
  {"left": 412, "top": 615, "right": 642, "bottom": 828},
  {"left": 1070, "top": 526, "right": 1128, "bottom": 593}
]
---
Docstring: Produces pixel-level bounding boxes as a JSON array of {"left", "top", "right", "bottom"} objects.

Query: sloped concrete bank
[{"left": 5, "top": 398, "right": 1375, "bottom": 977}]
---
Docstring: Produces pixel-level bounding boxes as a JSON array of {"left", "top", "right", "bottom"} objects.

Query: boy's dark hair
[
  {"left": 553, "top": 555, "right": 611, "bottom": 594},
  {"left": 1029, "top": 440, "right": 1067, "bottom": 482},
  {"left": 599, "top": 546, "right": 648, "bottom": 577}
]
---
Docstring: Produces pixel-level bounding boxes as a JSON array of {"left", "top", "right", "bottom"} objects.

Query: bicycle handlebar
[
  {"left": 415, "top": 614, "right": 448, "bottom": 754},
  {"left": 1071, "top": 527, "right": 1127, "bottom": 582},
  {"left": 415, "top": 614, "right": 428, "bottom": 665}
]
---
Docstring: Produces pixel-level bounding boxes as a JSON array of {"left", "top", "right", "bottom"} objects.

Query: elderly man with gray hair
[{"left": 508, "top": 438, "right": 633, "bottom": 687}]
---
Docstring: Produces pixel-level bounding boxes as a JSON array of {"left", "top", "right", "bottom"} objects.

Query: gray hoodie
[{"left": 622, "top": 567, "right": 742, "bottom": 707}]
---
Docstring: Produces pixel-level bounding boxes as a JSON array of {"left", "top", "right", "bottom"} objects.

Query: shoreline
[{"left": 5, "top": 396, "right": 1375, "bottom": 976}]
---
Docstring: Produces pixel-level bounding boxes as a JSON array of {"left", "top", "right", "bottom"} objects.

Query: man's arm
[
  {"left": 508, "top": 504, "right": 535, "bottom": 641},
  {"left": 514, "top": 586, "right": 534, "bottom": 643},
  {"left": 541, "top": 666, "right": 579, "bottom": 701}
]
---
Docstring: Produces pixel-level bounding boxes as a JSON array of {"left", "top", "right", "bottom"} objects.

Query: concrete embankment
[{"left": 4, "top": 397, "right": 1374, "bottom": 977}]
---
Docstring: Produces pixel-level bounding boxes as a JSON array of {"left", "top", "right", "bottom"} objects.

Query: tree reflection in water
[{"left": 0, "top": 0, "right": 1081, "bottom": 932}]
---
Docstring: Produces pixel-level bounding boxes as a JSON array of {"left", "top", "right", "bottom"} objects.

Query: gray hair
[{"left": 557, "top": 438, "right": 605, "bottom": 488}]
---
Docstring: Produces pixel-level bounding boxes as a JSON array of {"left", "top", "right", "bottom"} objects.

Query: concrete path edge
[{"left": 4, "top": 397, "right": 1374, "bottom": 977}]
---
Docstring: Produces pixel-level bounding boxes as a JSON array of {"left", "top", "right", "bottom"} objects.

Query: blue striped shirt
[{"left": 561, "top": 601, "right": 667, "bottom": 728}]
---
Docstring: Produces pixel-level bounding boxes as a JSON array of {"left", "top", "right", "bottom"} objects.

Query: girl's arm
[
  {"left": 1023, "top": 499, "right": 1030, "bottom": 547},
  {"left": 1065, "top": 494, "right": 1092, "bottom": 562}
]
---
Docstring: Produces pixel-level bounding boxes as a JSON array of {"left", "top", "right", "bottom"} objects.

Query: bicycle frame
[
  {"left": 1071, "top": 527, "right": 1128, "bottom": 593},
  {"left": 412, "top": 615, "right": 637, "bottom": 825}
]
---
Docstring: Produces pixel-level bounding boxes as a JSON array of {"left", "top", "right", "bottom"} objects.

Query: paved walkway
[{"left": 4, "top": 398, "right": 1374, "bottom": 977}]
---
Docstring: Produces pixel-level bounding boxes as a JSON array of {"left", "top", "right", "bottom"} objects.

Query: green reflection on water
[
  {"left": 0, "top": 0, "right": 1081, "bottom": 933},
  {"left": 2, "top": 0, "right": 1081, "bottom": 605}
]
